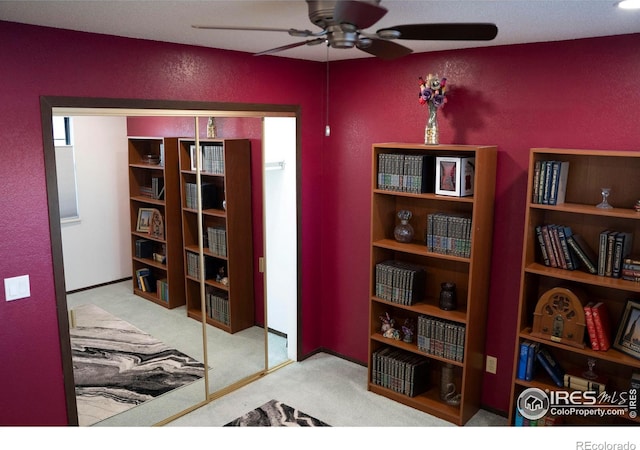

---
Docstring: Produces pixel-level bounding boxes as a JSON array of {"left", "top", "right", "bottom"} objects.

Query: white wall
[
  {"left": 60, "top": 116, "right": 131, "bottom": 291},
  {"left": 264, "top": 117, "right": 297, "bottom": 361}
]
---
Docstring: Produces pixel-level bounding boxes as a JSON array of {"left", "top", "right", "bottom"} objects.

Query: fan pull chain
[{"left": 325, "top": 43, "right": 330, "bottom": 137}]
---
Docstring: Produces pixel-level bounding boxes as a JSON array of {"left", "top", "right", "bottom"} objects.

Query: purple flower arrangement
[{"left": 418, "top": 74, "right": 448, "bottom": 108}]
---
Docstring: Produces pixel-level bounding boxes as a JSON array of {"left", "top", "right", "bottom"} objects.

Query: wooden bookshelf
[
  {"left": 173, "top": 138, "right": 255, "bottom": 333},
  {"left": 368, "top": 143, "right": 497, "bottom": 426},
  {"left": 509, "top": 148, "right": 640, "bottom": 426},
  {"left": 128, "top": 137, "right": 185, "bottom": 308}
]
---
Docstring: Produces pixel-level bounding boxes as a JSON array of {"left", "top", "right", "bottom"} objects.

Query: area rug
[
  {"left": 224, "top": 399, "right": 330, "bottom": 426},
  {"left": 70, "top": 304, "right": 205, "bottom": 426}
]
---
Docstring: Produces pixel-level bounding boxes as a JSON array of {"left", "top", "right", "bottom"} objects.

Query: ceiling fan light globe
[
  {"left": 377, "top": 29, "right": 401, "bottom": 40},
  {"left": 357, "top": 37, "right": 373, "bottom": 49}
]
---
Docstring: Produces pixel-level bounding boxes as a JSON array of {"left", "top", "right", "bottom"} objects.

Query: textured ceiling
[{"left": 1, "top": 0, "right": 639, "bottom": 61}]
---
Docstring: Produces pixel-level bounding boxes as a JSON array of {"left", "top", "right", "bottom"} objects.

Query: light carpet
[
  {"left": 70, "top": 304, "right": 205, "bottom": 426},
  {"left": 224, "top": 399, "right": 330, "bottom": 427}
]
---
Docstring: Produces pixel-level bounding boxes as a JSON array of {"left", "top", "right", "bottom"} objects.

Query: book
[
  {"left": 583, "top": 302, "right": 600, "bottom": 351},
  {"left": 517, "top": 341, "right": 531, "bottom": 380},
  {"left": 598, "top": 229, "right": 612, "bottom": 276},
  {"left": 564, "top": 370, "right": 608, "bottom": 394},
  {"left": 566, "top": 234, "right": 598, "bottom": 274},
  {"left": 549, "top": 225, "right": 567, "bottom": 269},
  {"left": 540, "top": 225, "right": 558, "bottom": 268},
  {"left": 548, "top": 161, "right": 569, "bottom": 205},
  {"left": 557, "top": 225, "right": 577, "bottom": 270},
  {"left": 526, "top": 342, "right": 539, "bottom": 381},
  {"left": 535, "top": 225, "right": 550, "bottom": 266},
  {"left": 612, "top": 232, "right": 633, "bottom": 278},
  {"left": 591, "top": 301, "right": 612, "bottom": 351},
  {"left": 535, "top": 347, "right": 564, "bottom": 387},
  {"left": 604, "top": 231, "right": 619, "bottom": 277}
]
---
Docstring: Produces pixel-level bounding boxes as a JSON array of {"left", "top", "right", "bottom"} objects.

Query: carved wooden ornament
[{"left": 531, "top": 287, "right": 585, "bottom": 349}]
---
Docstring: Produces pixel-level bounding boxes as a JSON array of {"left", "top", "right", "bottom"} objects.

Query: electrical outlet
[{"left": 486, "top": 355, "right": 498, "bottom": 374}]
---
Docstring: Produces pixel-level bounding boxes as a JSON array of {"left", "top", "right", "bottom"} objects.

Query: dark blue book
[{"left": 536, "top": 347, "right": 564, "bottom": 387}]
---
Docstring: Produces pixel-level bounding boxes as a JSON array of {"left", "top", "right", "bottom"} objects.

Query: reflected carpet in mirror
[
  {"left": 225, "top": 399, "right": 330, "bottom": 426},
  {"left": 70, "top": 304, "right": 205, "bottom": 426}
]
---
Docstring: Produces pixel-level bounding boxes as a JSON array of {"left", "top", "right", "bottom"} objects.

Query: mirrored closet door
[{"left": 43, "top": 99, "right": 299, "bottom": 426}]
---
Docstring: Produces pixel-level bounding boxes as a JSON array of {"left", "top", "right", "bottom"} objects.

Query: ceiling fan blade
[
  {"left": 358, "top": 38, "right": 413, "bottom": 60},
  {"left": 192, "top": 25, "right": 315, "bottom": 38},
  {"left": 254, "top": 38, "right": 325, "bottom": 56},
  {"left": 380, "top": 23, "right": 498, "bottom": 41},
  {"left": 334, "top": 0, "right": 388, "bottom": 29}
]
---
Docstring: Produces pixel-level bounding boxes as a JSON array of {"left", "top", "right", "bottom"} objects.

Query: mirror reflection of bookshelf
[{"left": 128, "top": 137, "right": 185, "bottom": 309}]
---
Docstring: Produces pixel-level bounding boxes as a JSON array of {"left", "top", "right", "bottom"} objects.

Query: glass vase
[
  {"left": 393, "top": 210, "right": 414, "bottom": 243},
  {"left": 439, "top": 282, "right": 457, "bottom": 311},
  {"left": 424, "top": 102, "right": 439, "bottom": 145}
]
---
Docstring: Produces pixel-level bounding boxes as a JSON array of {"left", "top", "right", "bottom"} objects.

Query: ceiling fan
[{"left": 192, "top": 0, "right": 498, "bottom": 60}]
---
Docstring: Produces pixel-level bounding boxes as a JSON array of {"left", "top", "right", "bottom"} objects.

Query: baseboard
[{"left": 66, "top": 277, "right": 131, "bottom": 295}]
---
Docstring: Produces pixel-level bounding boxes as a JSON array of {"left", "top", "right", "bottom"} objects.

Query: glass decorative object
[
  {"left": 596, "top": 187, "right": 612, "bottom": 209},
  {"left": 439, "top": 282, "right": 457, "bottom": 311},
  {"left": 425, "top": 102, "right": 439, "bottom": 145},
  {"left": 393, "top": 210, "right": 414, "bottom": 243}
]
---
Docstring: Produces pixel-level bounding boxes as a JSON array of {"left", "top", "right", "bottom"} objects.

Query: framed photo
[
  {"left": 613, "top": 299, "right": 640, "bottom": 360},
  {"left": 435, "top": 156, "right": 475, "bottom": 196},
  {"left": 136, "top": 208, "right": 155, "bottom": 233}
]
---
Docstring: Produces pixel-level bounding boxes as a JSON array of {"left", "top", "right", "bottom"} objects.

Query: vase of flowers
[{"left": 418, "top": 74, "right": 447, "bottom": 145}]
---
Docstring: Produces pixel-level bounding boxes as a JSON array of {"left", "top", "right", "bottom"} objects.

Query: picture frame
[
  {"left": 613, "top": 299, "right": 640, "bottom": 360},
  {"left": 435, "top": 156, "right": 475, "bottom": 196},
  {"left": 136, "top": 207, "right": 155, "bottom": 233}
]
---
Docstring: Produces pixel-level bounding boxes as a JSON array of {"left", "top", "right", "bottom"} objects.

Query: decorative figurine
[
  {"left": 402, "top": 318, "right": 415, "bottom": 343},
  {"left": 380, "top": 313, "right": 401, "bottom": 340}
]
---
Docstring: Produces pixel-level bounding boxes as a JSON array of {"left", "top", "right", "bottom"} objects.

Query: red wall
[
  {"left": 1, "top": 19, "right": 640, "bottom": 425},
  {"left": 324, "top": 34, "right": 640, "bottom": 412}
]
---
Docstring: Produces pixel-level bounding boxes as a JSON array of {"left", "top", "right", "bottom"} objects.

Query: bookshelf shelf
[
  {"left": 175, "top": 138, "right": 254, "bottom": 334},
  {"left": 128, "top": 137, "right": 185, "bottom": 309},
  {"left": 368, "top": 143, "right": 497, "bottom": 426},
  {"left": 509, "top": 148, "right": 640, "bottom": 426}
]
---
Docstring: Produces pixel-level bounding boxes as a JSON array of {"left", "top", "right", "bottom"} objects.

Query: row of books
[
  {"left": 518, "top": 341, "right": 608, "bottom": 393},
  {"left": 190, "top": 144, "right": 225, "bottom": 174},
  {"left": 139, "top": 177, "right": 165, "bottom": 200},
  {"left": 531, "top": 159, "right": 569, "bottom": 205},
  {"left": 157, "top": 278, "right": 169, "bottom": 303},
  {"left": 377, "top": 153, "right": 435, "bottom": 194},
  {"left": 597, "top": 230, "right": 634, "bottom": 279},
  {"left": 207, "top": 226, "right": 227, "bottom": 257},
  {"left": 205, "top": 286, "right": 230, "bottom": 325},
  {"left": 185, "top": 251, "right": 215, "bottom": 280},
  {"left": 371, "top": 346, "right": 430, "bottom": 397},
  {"left": 374, "top": 260, "right": 426, "bottom": 305},
  {"left": 416, "top": 315, "right": 465, "bottom": 363},
  {"left": 135, "top": 268, "right": 156, "bottom": 293},
  {"left": 584, "top": 301, "right": 612, "bottom": 351},
  {"left": 514, "top": 409, "right": 563, "bottom": 426},
  {"left": 184, "top": 182, "right": 220, "bottom": 210},
  {"left": 535, "top": 224, "right": 588, "bottom": 271},
  {"left": 426, "top": 212, "right": 472, "bottom": 258}
]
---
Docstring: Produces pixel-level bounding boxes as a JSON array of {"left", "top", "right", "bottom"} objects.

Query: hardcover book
[
  {"left": 566, "top": 234, "right": 598, "bottom": 274},
  {"left": 591, "top": 301, "right": 612, "bottom": 351},
  {"left": 583, "top": 302, "right": 600, "bottom": 351},
  {"left": 535, "top": 347, "right": 564, "bottom": 387}
]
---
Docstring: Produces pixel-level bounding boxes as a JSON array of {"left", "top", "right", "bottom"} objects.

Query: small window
[
  {"left": 53, "top": 116, "right": 71, "bottom": 146},
  {"left": 53, "top": 117, "right": 79, "bottom": 221}
]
